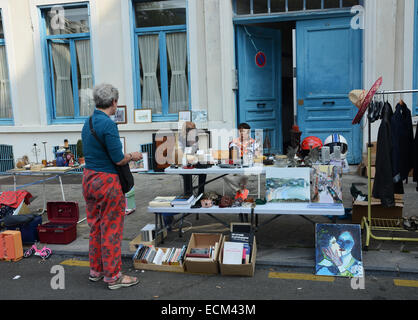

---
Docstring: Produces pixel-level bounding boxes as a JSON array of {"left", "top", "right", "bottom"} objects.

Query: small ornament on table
[{"left": 286, "top": 146, "right": 299, "bottom": 167}]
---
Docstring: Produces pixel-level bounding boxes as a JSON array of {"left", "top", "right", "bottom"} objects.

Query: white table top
[
  {"left": 253, "top": 203, "right": 345, "bottom": 216},
  {"left": 147, "top": 205, "right": 251, "bottom": 214},
  {"left": 164, "top": 165, "right": 266, "bottom": 175},
  {"left": 5, "top": 166, "right": 83, "bottom": 175},
  {"left": 148, "top": 202, "right": 345, "bottom": 216}
]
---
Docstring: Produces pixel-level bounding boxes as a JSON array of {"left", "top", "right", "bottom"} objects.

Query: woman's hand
[{"left": 130, "top": 152, "right": 142, "bottom": 162}]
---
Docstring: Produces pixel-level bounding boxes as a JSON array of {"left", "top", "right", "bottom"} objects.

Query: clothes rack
[{"left": 362, "top": 88, "right": 418, "bottom": 250}]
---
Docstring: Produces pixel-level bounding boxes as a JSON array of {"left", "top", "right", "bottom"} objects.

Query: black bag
[{"left": 89, "top": 117, "right": 134, "bottom": 194}]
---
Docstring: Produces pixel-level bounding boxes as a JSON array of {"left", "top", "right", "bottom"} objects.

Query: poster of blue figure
[{"left": 315, "top": 224, "right": 364, "bottom": 278}]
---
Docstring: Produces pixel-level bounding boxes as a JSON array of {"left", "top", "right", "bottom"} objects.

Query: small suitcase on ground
[
  {"left": 37, "top": 202, "right": 79, "bottom": 244},
  {"left": 6, "top": 214, "right": 43, "bottom": 244},
  {"left": 0, "top": 230, "right": 23, "bottom": 262}
]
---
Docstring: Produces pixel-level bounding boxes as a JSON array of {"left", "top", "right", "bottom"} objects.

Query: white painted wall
[{"left": 363, "top": 0, "right": 416, "bottom": 150}]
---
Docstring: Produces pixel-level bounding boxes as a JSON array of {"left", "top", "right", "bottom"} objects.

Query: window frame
[
  {"left": 131, "top": 0, "right": 190, "bottom": 122},
  {"left": 39, "top": 2, "right": 94, "bottom": 124},
  {"left": 0, "top": 10, "right": 14, "bottom": 125}
]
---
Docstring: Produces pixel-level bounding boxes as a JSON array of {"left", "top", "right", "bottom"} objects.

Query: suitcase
[
  {"left": 37, "top": 202, "right": 79, "bottom": 244},
  {"left": 0, "top": 230, "right": 23, "bottom": 262},
  {"left": 7, "top": 215, "right": 43, "bottom": 244}
]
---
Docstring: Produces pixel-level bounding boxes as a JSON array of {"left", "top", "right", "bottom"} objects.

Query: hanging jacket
[
  {"left": 372, "top": 102, "right": 404, "bottom": 208},
  {"left": 413, "top": 126, "right": 418, "bottom": 191},
  {"left": 391, "top": 102, "right": 414, "bottom": 182}
]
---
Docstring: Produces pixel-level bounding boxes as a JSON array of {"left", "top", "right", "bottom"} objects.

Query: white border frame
[{"left": 129, "top": 151, "right": 148, "bottom": 172}]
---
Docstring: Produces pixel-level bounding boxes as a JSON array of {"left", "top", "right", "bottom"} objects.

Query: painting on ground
[
  {"left": 311, "top": 165, "right": 343, "bottom": 204},
  {"left": 265, "top": 167, "right": 310, "bottom": 203},
  {"left": 315, "top": 224, "right": 364, "bottom": 278}
]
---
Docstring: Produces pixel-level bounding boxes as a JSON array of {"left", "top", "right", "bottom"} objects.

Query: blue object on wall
[
  {"left": 296, "top": 17, "right": 363, "bottom": 164},
  {"left": 236, "top": 25, "right": 282, "bottom": 154}
]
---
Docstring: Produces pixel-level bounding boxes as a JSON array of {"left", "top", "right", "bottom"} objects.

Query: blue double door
[{"left": 236, "top": 16, "right": 362, "bottom": 163}]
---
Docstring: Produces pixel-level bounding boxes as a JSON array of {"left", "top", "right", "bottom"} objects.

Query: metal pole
[{"left": 375, "top": 89, "right": 418, "bottom": 95}]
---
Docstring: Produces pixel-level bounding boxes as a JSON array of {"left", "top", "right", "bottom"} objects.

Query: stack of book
[
  {"left": 185, "top": 244, "right": 219, "bottom": 261},
  {"left": 133, "top": 244, "right": 187, "bottom": 266},
  {"left": 171, "top": 194, "right": 195, "bottom": 208},
  {"left": 140, "top": 224, "right": 156, "bottom": 242},
  {"left": 148, "top": 196, "right": 176, "bottom": 207},
  {"left": 223, "top": 231, "right": 253, "bottom": 265}
]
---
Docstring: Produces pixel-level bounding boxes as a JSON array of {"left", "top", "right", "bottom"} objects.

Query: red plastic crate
[{"left": 37, "top": 202, "right": 79, "bottom": 244}]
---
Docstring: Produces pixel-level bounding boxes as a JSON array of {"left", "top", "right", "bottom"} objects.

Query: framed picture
[
  {"left": 265, "top": 167, "right": 310, "bottom": 203},
  {"left": 114, "top": 106, "right": 127, "bottom": 124},
  {"left": 134, "top": 109, "right": 152, "bottom": 123},
  {"left": 120, "top": 137, "right": 126, "bottom": 154},
  {"left": 192, "top": 110, "right": 208, "bottom": 123},
  {"left": 129, "top": 152, "right": 149, "bottom": 172},
  {"left": 178, "top": 111, "right": 191, "bottom": 122}
]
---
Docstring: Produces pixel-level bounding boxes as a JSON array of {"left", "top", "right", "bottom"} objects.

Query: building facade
[{"left": 0, "top": 0, "right": 416, "bottom": 165}]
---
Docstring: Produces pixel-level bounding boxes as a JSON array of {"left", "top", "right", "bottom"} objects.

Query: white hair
[{"left": 93, "top": 83, "right": 119, "bottom": 109}]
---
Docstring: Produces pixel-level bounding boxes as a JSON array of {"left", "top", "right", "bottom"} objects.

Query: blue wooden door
[
  {"left": 296, "top": 17, "right": 362, "bottom": 164},
  {"left": 236, "top": 26, "right": 282, "bottom": 154}
]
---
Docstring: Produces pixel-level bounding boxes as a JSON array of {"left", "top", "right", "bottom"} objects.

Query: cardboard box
[
  {"left": 352, "top": 199, "right": 403, "bottom": 224},
  {"left": 184, "top": 233, "right": 222, "bottom": 274},
  {"left": 133, "top": 247, "right": 185, "bottom": 273},
  {"left": 219, "top": 235, "right": 257, "bottom": 277},
  {"left": 129, "top": 229, "right": 168, "bottom": 252},
  {"left": 362, "top": 153, "right": 376, "bottom": 166}
]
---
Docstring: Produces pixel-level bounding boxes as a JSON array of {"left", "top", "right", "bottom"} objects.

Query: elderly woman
[{"left": 81, "top": 83, "right": 142, "bottom": 290}]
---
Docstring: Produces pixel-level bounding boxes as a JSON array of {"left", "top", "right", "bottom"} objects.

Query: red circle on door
[{"left": 255, "top": 51, "right": 266, "bottom": 68}]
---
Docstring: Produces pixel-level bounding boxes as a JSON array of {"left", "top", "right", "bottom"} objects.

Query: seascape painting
[
  {"left": 315, "top": 224, "right": 364, "bottom": 278},
  {"left": 265, "top": 168, "right": 310, "bottom": 203}
]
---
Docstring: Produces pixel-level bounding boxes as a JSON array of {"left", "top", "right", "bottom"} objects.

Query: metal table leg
[{"left": 58, "top": 175, "right": 66, "bottom": 201}]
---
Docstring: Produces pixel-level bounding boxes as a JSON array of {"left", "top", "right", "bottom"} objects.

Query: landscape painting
[
  {"left": 315, "top": 224, "right": 364, "bottom": 278},
  {"left": 311, "top": 165, "right": 343, "bottom": 204},
  {"left": 265, "top": 168, "right": 310, "bottom": 203}
]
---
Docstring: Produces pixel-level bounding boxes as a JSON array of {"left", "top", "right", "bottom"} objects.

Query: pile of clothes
[{"left": 0, "top": 190, "right": 34, "bottom": 228}]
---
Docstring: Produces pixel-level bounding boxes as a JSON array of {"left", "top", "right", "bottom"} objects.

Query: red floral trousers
[{"left": 82, "top": 169, "right": 125, "bottom": 283}]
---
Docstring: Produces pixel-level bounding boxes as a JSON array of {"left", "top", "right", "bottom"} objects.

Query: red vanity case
[{"left": 38, "top": 202, "right": 79, "bottom": 244}]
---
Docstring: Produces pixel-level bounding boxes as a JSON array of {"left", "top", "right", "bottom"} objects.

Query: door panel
[
  {"left": 296, "top": 17, "right": 362, "bottom": 164},
  {"left": 237, "top": 26, "right": 282, "bottom": 154}
]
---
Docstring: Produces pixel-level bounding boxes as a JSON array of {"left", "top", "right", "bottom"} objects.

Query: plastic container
[
  {"left": 0, "top": 230, "right": 23, "bottom": 262},
  {"left": 38, "top": 202, "right": 79, "bottom": 244},
  {"left": 125, "top": 187, "right": 136, "bottom": 213}
]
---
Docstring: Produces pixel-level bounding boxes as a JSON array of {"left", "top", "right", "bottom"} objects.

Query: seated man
[
  {"left": 228, "top": 123, "right": 261, "bottom": 164},
  {"left": 224, "top": 123, "right": 261, "bottom": 194}
]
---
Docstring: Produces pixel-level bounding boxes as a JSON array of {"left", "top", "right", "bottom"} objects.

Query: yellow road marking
[
  {"left": 60, "top": 259, "right": 90, "bottom": 267},
  {"left": 269, "top": 272, "right": 335, "bottom": 282},
  {"left": 394, "top": 279, "right": 418, "bottom": 288}
]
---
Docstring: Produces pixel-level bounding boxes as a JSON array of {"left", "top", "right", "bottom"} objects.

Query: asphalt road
[{"left": 1, "top": 254, "right": 418, "bottom": 302}]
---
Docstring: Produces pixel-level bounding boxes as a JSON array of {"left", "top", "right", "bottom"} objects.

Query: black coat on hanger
[
  {"left": 391, "top": 102, "right": 414, "bottom": 182},
  {"left": 372, "top": 102, "right": 404, "bottom": 208},
  {"left": 413, "top": 126, "right": 418, "bottom": 191}
]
